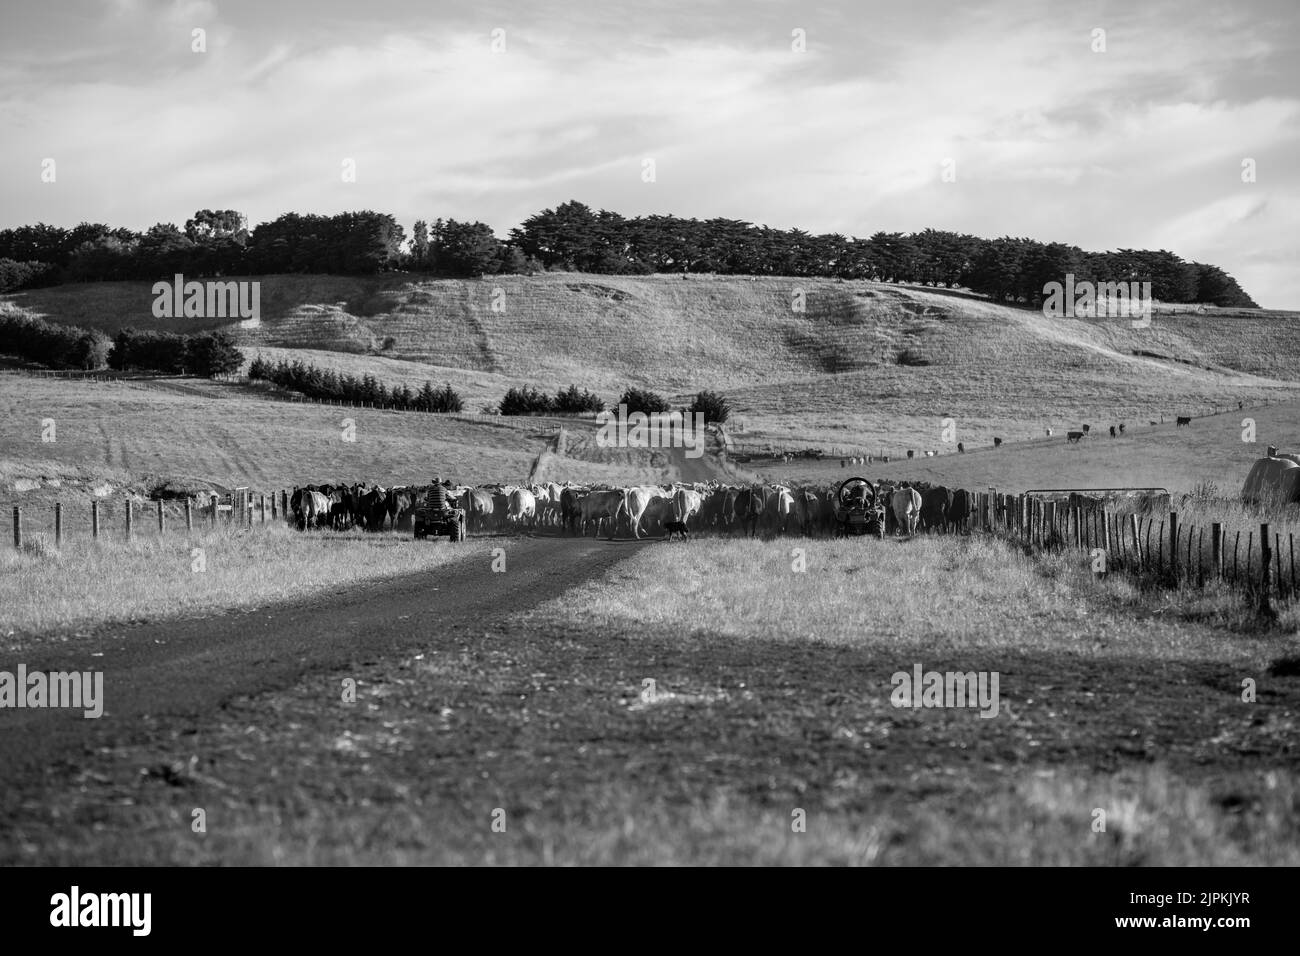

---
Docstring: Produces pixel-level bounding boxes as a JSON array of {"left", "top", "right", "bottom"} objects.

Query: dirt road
[{"left": 0, "top": 535, "right": 643, "bottom": 778}]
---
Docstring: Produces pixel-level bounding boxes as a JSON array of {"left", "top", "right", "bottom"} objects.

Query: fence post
[
  {"left": 260, "top": 494, "right": 267, "bottom": 524},
  {"left": 185, "top": 498, "right": 193, "bottom": 532},
  {"left": 1276, "top": 532, "right": 1283, "bottom": 594},
  {"left": 12, "top": 507, "right": 19, "bottom": 549},
  {"left": 1168, "top": 512, "right": 1178, "bottom": 583},
  {"left": 211, "top": 494, "right": 218, "bottom": 529},
  {"left": 1291, "top": 533, "right": 1295, "bottom": 598},
  {"left": 157, "top": 499, "right": 164, "bottom": 534},
  {"left": 54, "top": 502, "right": 62, "bottom": 547},
  {"left": 92, "top": 500, "right": 100, "bottom": 540},
  {"left": 125, "top": 499, "right": 133, "bottom": 541},
  {"left": 1260, "top": 523, "right": 1272, "bottom": 616},
  {"left": 1211, "top": 523, "right": 1222, "bottom": 580},
  {"left": 1233, "top": 531, "right": 1240, "bottom": 583}
]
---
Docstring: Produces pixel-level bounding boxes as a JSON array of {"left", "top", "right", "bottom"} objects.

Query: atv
[
  {"left": 413, "top": 503, "right": 468, "bottom": 542},
  {"left": 832, "top": 477, "right": 885, "bottom": 538}
]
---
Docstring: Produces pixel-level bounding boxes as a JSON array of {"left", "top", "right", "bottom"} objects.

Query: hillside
[{"left": 5, "top": 273, "right": 1299, "bottom": 453}]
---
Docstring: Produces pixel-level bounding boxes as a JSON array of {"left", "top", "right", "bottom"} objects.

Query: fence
[
  {"left": 9, "top": 489, "right": 294, "bottom": 549},
  {"left": 973, "top": 489, "right": 1293, "bottom": 608}
]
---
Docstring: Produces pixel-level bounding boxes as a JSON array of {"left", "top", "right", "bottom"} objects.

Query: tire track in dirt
[{"left": 0, "top": 535, "right": 648, "bottom": 779}]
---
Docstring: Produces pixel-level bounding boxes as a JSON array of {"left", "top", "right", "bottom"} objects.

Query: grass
[
  {"left": 8, "top": 273, "right": 1300, "bottom": 454},
  {"left": 9, "top": 533, "right": 1297, "bottom": 865},
  {"left": 0, "top": 522, "right": 483, "bottom": 641}
]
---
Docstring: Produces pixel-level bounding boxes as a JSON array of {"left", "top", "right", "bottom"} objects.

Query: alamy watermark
[
  {"left": 595, "top": 404, "right": 707, "bottom": 459},
  {"left": 890, "top": 663, "right": 1000, "bottom": 718},
  {"left": 1042, "top": 273, "right": 1151, "bottom": 327},
  {"left": 151, "top": 273, "right": 261, "bottom": 328},
  {"left": 0, "top": 665, "right": 104, "bottom": 718}
]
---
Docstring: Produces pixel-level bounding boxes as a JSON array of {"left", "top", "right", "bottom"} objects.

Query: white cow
[
  {"left": 507, "top": 488, "right": 536, "bottom": 531},
  {"left": 891, "top": 487, "right": 922, "bottom": 536}
]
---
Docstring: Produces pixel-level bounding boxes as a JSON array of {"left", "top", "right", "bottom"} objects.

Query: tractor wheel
[{"left": 449, "top": 519, "right": 462, "bottom": 543}]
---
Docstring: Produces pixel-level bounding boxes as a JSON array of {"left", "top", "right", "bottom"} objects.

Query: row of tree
[
  {"left": 0, "top": 313, "right": 243, "bottom": 376},
  {"left": 247, "top": 356, "right": 465, "bottom": 412},
  {"left": 0, "top": 201, "right": 1258, "bottom": 306}
]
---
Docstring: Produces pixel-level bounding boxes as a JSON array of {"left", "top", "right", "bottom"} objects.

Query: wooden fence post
[
  {"left": 125, "top": 499, "right": 133, "bottom": 541},
  {"left": 185, "top": 499, "right": 192, "bottom": 532},
  {"left": 1260, "top": 523, "right": 1272, "bottom": 615},
  {"left": 54, "top": 502, "right": 62, "bottom": 547},
  {"left": 1168, "top": 512, "right": 1178, "bottom": 583},
  {"left": 157, "top": 499, "right": 165, "bottom": 534},
  {"left": 1291, "top": 533, "right": 1296, "bottom": 598},
  {"left": 1276, "top": 532, "right": 1283, "bottom": 594},
  {"left": 1233, "top": 531, "right": 1240, "bottom": 583},
  {"left": 1211, "top": 523, "right": 1222, "bottom": 580},
  {"left": 260, "top": 494, "right": 267, "bottom": 523},
  {"left": 12, "top": 507, "right": 20, "bottom": 549},
  {"left": 211, "top": 494, "right": 218, "bottom": 528},
  {"left": 92, "top": 500, "right": 99, "bottom": 540}
]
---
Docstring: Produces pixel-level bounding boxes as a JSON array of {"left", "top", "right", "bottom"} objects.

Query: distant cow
[
  {"left": 1082, "top": 424, "right": 1090, "bottom": 433},
  {"left": 1045, "top": 427, "right": 1053, "bottom": 438},
  {"left": 993, "top": 437, "right": 1003, "bottom": 448},
  {"left": 1109, "top": 425, "right": 1116, "bottom": 437},
  {"left": 1118, "top": 423, "right": 1125, "bottom": 435},
  {"left": 1067, "top": 431, "right": 1084, "bottom": 443},
  {"left": 957, "top": 442, "right": 965, "bottom": 454},
  {"left": 1176, "top": 416, "right": 1191, "bottom": 426},
  {"left": 907, "top": 450, "right": 915, "bottom": 459},
  {"left": 1150, "top": 420, "right": 1158, "bottom": 426}
]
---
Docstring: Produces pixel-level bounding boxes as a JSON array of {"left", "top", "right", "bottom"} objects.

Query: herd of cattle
[{"left": 289, "top": 479, "right": 976, "bottom": 539}]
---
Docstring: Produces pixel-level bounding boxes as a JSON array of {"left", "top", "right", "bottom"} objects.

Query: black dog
[{"left": 663, "top": 520, "right": 690, "bottom": 541}]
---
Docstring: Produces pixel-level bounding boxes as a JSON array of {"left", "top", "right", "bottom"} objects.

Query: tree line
[
  {"left": 0, "top": 201, "right": 1257, "bottom": 307},
  {"left": 0, "top": 312, "right": 243, "bottom": 376},
  {"left": 247, "top": 356, "right": 464, "bottom": 412}
]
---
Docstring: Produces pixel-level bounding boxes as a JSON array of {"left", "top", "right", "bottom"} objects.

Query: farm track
[{"left": 0, "top": 535, "right": 648, "bottom": 783}]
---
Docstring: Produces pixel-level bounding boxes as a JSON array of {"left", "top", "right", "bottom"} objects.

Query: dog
[{"left": 663, "top": 520, "right": 690, "bottom": 541}]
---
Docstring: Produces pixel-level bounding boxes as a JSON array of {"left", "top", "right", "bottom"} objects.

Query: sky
[{"left": 1, "top": 0, "right": 1296, "bottom": 306}]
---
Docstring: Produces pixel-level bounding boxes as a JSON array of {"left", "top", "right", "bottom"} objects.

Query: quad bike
[
  {"left": 832, "top": 477, "right": 885, "bottom": 538},
  {"left": 413, "top": 503, "right": 468, "bottom": 542}
]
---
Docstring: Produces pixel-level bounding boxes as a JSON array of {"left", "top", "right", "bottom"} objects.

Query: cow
[
  {"left": 507, "top": 488, "right": 537, "bottom": 531},
  {"left": 1176, "top": 416, "right": 1191, "bottom": 426},
  {"left": 1109, "top": 425, "right": 1116, "bottom": 437},
  {"left": 891, "top": 486, "right": 922, "bottom": 535},
  {"left": 907, "top": 450, "right": 915, "bottom": 460},
  {"left": 1082, "top": 424, "right": 1090, "bottom": 433},
  {"left": 769, "top": 486, "right": 796, "bottom": 534},
  {"left": 1118, "top": 423, "right": 1125, "bottom": 435},
  {"left": 464, "top": 488, "right": 496, "bottom": 532},
  {"left": 639, "top": 493, "right": 678, "bottom": 538},
  {"left": 949, "top": 489, "right": 972, "bottom": 534},
  {"left": 733, "top": 485, "right": 767, "bottom": 538},
  {"left": 560, "top": 487, "right": 587, "bottom": 535},
  {"left": 919, "top": 486, "right": 953, "bottom": 533},
  {"left": 993, "top": 438, "right": 1002, "bottom": 448},
  {"left": 359, "top": 486, "right": 388, "bottom": 531},
  {"left": 1150, "top": 420, "right": 1158, "bottom": 426},
  {"left": 290, "top": 487, "right": 331, "bottom": 530},
  {"left": 1045, "top": 427, "right": 1053, "bottom": 438},
  {"left": 957, "top": 442, "right": 965, "bottom": 454},
  {"left": 387, "top": 486, "right": 418, "bottom": 531},
  {"left": 621, "top": 486, "right": 668, "bottom": 539},
  {"left": 1067, "top": 430, "right": 1084, "bottom": 443},
  {"left": 672, "top": 488, "right": 703, "bottom": 527},
  {"left": 792, "top": 488, "right": 819, "bottom": 535},
  {"left": 580, "top": 489, "right": 626, "bottom": 539}
]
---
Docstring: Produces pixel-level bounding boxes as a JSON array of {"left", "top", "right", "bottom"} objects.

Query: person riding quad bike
[{"left": 425, "top": 476, "right": 450, "bottom": 513}]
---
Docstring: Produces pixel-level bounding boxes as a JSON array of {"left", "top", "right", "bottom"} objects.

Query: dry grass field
[{"left": 7, "top": 274, "right": 1300, "bottom": 455}]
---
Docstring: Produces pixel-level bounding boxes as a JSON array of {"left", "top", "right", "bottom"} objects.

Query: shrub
[
  {"left": 553, "top": 383, "right": 605, "bottom": 414},
  {"left": 618, "top": 386, "right": 670, "bottom": 415},
  {"left": 499, "top": 385, "right": 555, "bottom": 415},
  {"left": 688, "top": 389, "right": 730, "bottom": 424}
]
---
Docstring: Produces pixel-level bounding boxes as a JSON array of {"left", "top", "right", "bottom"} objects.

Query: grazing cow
[
  {"left": 1109, "top": 425, "right": 1116, "bottom": 437},
  {"left": 907, "top": 450, "right": 915, "bottom": 460},
  {"left": 1067, "top": 430, "right": 1084, "bottom": 443},
  {"left": 1082, "top": 424, "right": 1090, "bottom": 434},
  {"left": 560, "top": 487, "right": 586, "bottom": 535},
  {"left": 733, "top": 486, "right": 767, "bottom": 538},
  {"left": 1118, "top": 423, "right": 1125, "bottom": 435},
  {"left": 1176, "top": 416, "right": 1191, "bottom": 426},
  {"left": 957, "top": 442, "right": 965, "bottom": 454},
  {"left": 919, "top": 486, "right": 953, "bottom": 533},
  {"left": 949, "top": 489, "right": 972, "bottom": 533},
  {"left": 464, "top": 488, "right": 496, "bottom": 532},
  {"left": 1149, "top": 420, "right": 1157, "bottom": 426},
  {"left": 891, "top": 486, "right": 922, "bottom": 535},
  {"left": 507, "top": 488, "right": 537, "bottom": 531},
  {"left": 580, "top": 489, "right": 626, "bottom": 539},
  {"left": 993, "top": 438, "right": 1002, "bottom": 448}
]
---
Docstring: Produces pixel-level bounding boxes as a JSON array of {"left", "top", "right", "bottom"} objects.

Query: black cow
[
  {"left": 957, "top": 442, "right": 965, "bottom": 454},
  {"left": 1082, "top": 424, "right": 1090, "bottom": 433},
  {"left": 920, "top": 486, "right": 953, "bottom": 533},
  {"left": 1118, "top": 423, "right": 1125, "bottom": 435},
  {"left": 1109, "top": 425, "right": 1116, "bottom": 437},
  {"left": 1176, "top": 416, "right": 1191, "bottom": 426},
  {"left": 949, "top": 489, "right": 972, "bottom": 534},
  {"left": 993, "top": 437, "right": 1003, "bottom": 448},
  {"left": 1067, "top": 431, "right": 1084, "bottom": 443},
  {"left": 907, "top": 449, "right": 915, "bottom": 459}
]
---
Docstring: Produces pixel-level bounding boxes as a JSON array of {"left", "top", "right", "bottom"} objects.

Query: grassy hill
[{"left": 5, "top": 273, "right": 1299, "bottom": 455}]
